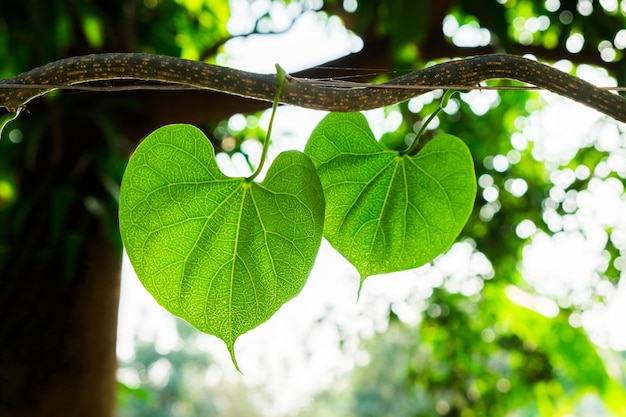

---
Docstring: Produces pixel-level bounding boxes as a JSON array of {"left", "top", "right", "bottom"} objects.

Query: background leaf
[
  {"left": 305, "top": 112, "right": 476, "bottom": 281},
  {"left": 119, "top": 124, "right": 325, "bottom": 369}
]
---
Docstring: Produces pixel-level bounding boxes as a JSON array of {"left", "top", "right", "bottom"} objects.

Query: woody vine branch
[{"left": 0, "top": 53, "right": 625, "bottom": 123}]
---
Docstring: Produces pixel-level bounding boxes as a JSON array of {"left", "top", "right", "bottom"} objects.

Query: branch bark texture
[{"left": 0, "top": 53, "right": 625, "bottom": 123}]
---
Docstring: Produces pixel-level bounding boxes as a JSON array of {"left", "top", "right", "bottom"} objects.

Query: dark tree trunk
[
  {"left": 0, "top": 236, "right": 120, "bottom": 417},
  {"left": 0, "top": 95, "right": 123, "bottom": 417}
]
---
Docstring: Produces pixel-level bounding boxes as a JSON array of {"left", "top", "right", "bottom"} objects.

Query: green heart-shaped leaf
[
  {"left": 304, "top": 112, "right": 476, "bottom": 282},
  {"left": 119, "top": 124, "right": 325, "bottom": 370}
]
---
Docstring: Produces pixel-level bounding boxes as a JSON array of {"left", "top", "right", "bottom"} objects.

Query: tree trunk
[
  {"left": 0, "top": 236, "right": 120, "bottom": 417},
  {"left": 0, "top": 94, "right": 122, "bottom": 416}
]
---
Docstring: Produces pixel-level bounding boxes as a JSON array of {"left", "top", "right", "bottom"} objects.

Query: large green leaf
[
  {"left": 119, "top": 124, "right": 325, "bottom": 370},
  {"left": 305, "top": 112, "right": 476, "bottom": 282}
]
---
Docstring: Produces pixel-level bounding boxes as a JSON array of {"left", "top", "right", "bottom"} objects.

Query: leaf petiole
[
  {"left": 247, "top": 64, "right": 286, "bottom": 182},
  {"left": 402, "top": 90, "right": 458, "bottom": 155}
]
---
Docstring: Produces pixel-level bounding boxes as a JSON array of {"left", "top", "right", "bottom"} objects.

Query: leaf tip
[
  {"left": 227, "top": 342, "right": 243, "bottom": 374},
  {"left": 356, "top": 276, "right": 367, "bottom": 302}
]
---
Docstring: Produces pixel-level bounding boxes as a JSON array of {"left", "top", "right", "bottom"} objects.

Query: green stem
[
  {"left": 247, "top": 64, "right": 286, "bottom": 182},
  {"left": 401, "top": 90, "right": 456, "bottom": 155}
]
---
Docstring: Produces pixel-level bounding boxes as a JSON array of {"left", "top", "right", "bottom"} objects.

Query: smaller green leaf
[
  {"left": 119, "top": 124, "right": 325, "bottom": 370},
  {"left": 305, "top": 112, "right": 476, "bottom": 282}
]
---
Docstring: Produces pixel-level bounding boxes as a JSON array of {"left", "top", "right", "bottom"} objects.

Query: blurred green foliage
[
  {"left": 300, "top": 286, "right": 626, "bottom": 416},
  {"left": 117, "top": 320, "right": 265, "bottom": 417}
]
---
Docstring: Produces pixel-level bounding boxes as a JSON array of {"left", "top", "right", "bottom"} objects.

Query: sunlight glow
[
  {"left": 460, "top": 89, "right": 500, "bottom": 116},
  {"left": 600, "top": 0, "right": 618, "bottom": 13},
  {"left": 566, "top": 32, "right": 585, "bottom": 53},
  {"left": 522, "top": 231, "right": 604, "bottom": 301},
  {"left": 443, "top": 15, "right": 491, "bottom": 47},
  {"left": 222, "top": 9, "right": 362, "bottom": 73},
  {"left": 545, "top": 0, "right": 560, "bottom": 12},
  {"left": 515, "top": 219, "right": 537, "bottom": 239}
]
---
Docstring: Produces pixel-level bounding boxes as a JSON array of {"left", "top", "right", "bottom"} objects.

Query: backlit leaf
[
  {"left": 305, "top": 112, "right": 476, "bottom": 282},
  {"left": 119, "top": 124, "right": 325, "bottom": 370}
]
